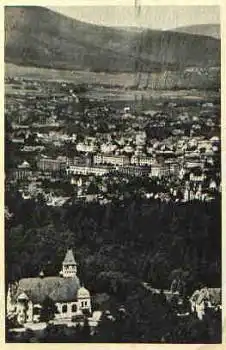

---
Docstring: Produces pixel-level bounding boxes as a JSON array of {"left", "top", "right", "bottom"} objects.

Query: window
[
  {"left": 72, "top": 304, "right": 77, "bottom": 312},
  {"left": 62, "top": 304, "right": 67, "bottom": 313},
  {"left": 81, "top": 301, "right": 87, "bottom": 308},
  {"left": 33, "top": 307, "right": 40, "bottom": 315}
]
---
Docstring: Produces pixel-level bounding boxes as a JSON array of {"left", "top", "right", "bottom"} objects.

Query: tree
[
  {"left": 93, "top": 313, "right": 116, "bottom": 342},
  {"left": 39, "top": 296, "right": 58, "bottom": 323},
  {"left": 80, "top": 317, "right": 91, "bottom": 342}
]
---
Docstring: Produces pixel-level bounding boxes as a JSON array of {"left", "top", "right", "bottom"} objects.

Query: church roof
[
  {"left": 63, "top": 249, "right": 76, "bottom": 265},
  {"left": 12, "top": 276, "right": 80, "bottom": 304}
]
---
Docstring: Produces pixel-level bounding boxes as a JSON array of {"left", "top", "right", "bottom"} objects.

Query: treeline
[{"left": 5, "top": 190, "right": 221, "bottom": 297}]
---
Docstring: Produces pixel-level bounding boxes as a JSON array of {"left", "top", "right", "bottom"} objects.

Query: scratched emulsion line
[
  {"left": 134, "top": 0, "right": 142, "bottom": 99},
  {"left": 133, "top": 1, "right": 162, "bottom": 96}
]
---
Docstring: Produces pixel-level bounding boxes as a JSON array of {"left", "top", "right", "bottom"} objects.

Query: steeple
[{"left": 62, "top": 249, "right": 77, "bottom": 278}]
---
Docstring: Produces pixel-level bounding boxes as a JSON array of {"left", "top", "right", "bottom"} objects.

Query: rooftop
[
  {"left": 13, "top": 276, "right": 81, "bottom": 304},
  {"left": 63, "top": 249, "right": 77, "bottom": 266}
]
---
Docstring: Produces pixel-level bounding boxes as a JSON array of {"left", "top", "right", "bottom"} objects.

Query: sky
[{"left": 49, "top": 6, "right": 220, "bottom": 29}]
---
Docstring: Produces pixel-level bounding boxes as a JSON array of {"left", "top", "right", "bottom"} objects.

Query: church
[{"left": 7, "top": 249, "right": 92, "bottom": 325}]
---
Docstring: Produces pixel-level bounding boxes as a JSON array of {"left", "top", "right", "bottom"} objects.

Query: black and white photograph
[{"left": 4, "top": 3, "right": 221, "bottom": 343}]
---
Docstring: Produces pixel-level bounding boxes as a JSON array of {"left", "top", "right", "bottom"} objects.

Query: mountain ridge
[
  {"left": 172, "top": 24, "right": 220, "bottom": 39},
  {"left": 5, "top": 6, "right": 220, "bottom": 73}
]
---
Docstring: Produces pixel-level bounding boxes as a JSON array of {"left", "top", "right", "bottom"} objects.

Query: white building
[
  {"left": 76, "top": 143, "right": 97, "bottom": 153},
  {"left": 190, "top": 287, "right": 221, "bottom": 320},
  {"left": 67, "top": 165, "right": 110, "bottom": 176},
  {"left": 7, "top": 250, "right": 92, "bottom": 325},
  {"left": 100, "top": 144, "right": 117, "bottom": 154},
  {"left": 93, "top": 154, "right": 130, "bottom": 167},
  {"left": 130, "top": 155, "right": 153, "bottom": 166},
  {"left": 136, "top": 131, "right": 147, "bottom": 147}
]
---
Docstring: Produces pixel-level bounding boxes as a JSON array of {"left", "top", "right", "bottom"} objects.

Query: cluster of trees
[
  {"left": 6, "top": 189, "right": 220, "bottom": 292},
  {"left": 5, "top": 187, "right": 221, "bottom": 342},
  {"left": 93, "top": 288, "right": 221, "bottom": 343}
]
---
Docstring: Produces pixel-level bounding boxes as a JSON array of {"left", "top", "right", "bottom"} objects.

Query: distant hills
[
  {"left": 172, "top": 24, "right": 220, "bottom": 40},
  {"left": 5, "top": 6, "right": 220, "bottom": 73}
]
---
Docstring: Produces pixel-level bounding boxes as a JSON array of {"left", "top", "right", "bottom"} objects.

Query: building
[
  {"left": 189, "top": 173, "right": 205, "bottom": 183},
  {"left": 76, "top": 143, "right": 97, "bottom": 153},
  {"left": 69, "top": 155, "right": 92, "bottom": 167},
  {"left": 100, "top": 144, "right": 117, "bottom": 154},
  {"left": 7, "top": 249, "right": 92, "bottom": 325},
  {"left": 93, "top": 154, "right": 130, "bottom": 167},
  {"left": 190, "top": 287, "right": 221, "bottom": 320},
  {"left": 150, "top": 162, "right": 170, "bottom": 178},
  {"left": 66, "top": 165, "right": 110, "bottom": 177},
  {"left": 114, "top": 166, "right": 150, "bottom": 177},
  {"left": 136, "top": 131, "right": 147, "bottom": 147},
  {"left": 164, "top": 160, "right": 180, "bottom": 177},
  {"left": 21, "top": 146, "right": 45, "bottom": 152},
  {"left": 37, "top": 157, "right": 67, "bottom": 172},
  {"left": 130, "top": 156, "right": 153, "bottom": 166},
  {"left": 12, "top": 161, "right": 33, "bottom": 181}
]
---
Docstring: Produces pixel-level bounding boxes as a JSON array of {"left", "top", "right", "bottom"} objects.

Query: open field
[
  {"left": 5, "top": 63, "right": 219, "bottom": 92},
  {"left": 5, "top": 63, "right": 220, "bottom": 104},
  {"left": 5, "top": 63, "right": 140, "bottom": 86}
]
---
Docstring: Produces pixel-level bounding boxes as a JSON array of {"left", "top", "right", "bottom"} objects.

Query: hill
[
  {"left": 5, "top": 6, "right": 220, "bottom": 73},
  {"left": 173, "top": 24, "right": 220, "bottom": 39}
]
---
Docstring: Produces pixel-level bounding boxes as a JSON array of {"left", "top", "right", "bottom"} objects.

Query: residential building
[
  {"left": 37, "top": 157, "right": 67, "bottom": 172},
  {"left": 66, "top": 165, "right": 110, "bottom": 176},
  {"left": 190, "top": 287, "right": 221, "bottom": 320},
  {"left": 12, "top": 161, "right": 32, "bottom": 181},
  {"left": 114, "top": 166, "right": 150, "bottom": 177},
  {"left": 130, "top": 156, "right": 153, "bottom": 166},
  {"left": 93, "top": 154, "right": 130, "bottom": 167},
  {"left": 76, "top": 143, "right": 97, "bottom": 153},
  {"left": 150, "top": 162, "right": 170, "bottom": 178}
]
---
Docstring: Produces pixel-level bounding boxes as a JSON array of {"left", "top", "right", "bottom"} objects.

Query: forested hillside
[{"left": 6, "top": 190, "right": 221, "bottom": 297}]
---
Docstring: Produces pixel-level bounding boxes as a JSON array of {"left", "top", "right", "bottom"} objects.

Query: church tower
[{"left": 62, "top": 249, "right": 77, "bottom": 278}]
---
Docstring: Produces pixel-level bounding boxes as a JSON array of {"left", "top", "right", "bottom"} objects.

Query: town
[
  {"left": 5, "top": 77, "right": 221, "bottom": 207},
  {"left": 5, "top": 76, "right": 221, "bottom": 343}
]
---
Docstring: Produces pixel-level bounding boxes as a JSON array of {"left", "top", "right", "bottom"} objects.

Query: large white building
[
  {"left": 76, "top": 143, "right": 97, "bottom": 153},
  {"left": 93, "top": 154, "right": 130, "bottom": 167},
  {"left": 7, "top": 250, "right": 92, "bottom": 325},
  {"left": 66, "top": 165, "right": 110, "bottom": 176},
  {"left": 130, "top": 155, "right": 153, "bottom": 166}
]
